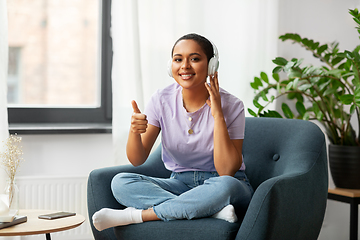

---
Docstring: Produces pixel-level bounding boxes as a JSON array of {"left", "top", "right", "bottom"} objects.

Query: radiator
[{"left": 14, "top": 176, "right": 93, "bottom": 240}]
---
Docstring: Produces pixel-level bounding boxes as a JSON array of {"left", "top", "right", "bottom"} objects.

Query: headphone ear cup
[
  {"left": 208, "top": 57, "right": 219, "bottom": 76},
  {"left": 167, "top": 59, "right": 173, "bottom": 77}
]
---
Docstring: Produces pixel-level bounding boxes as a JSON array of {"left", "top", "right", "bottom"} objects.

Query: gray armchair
[{"left": 87, "top": 117, "right": 328, "bottom": 240}]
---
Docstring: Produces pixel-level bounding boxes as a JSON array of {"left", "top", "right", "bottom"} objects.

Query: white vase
[{"left": 4, "top": 179, "right": 19, "bottom": 213}]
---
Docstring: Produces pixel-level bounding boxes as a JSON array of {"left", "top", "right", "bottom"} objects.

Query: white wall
[
  {"left": 277, "top": 0, "right": 360, "bottom": 239},
  {"left": 16, "top": 133, "right": 114, "bottom": 178}
]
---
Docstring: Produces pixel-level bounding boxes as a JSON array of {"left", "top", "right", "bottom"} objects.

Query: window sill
[{"left": 9, "top": 123, "right": 112, "bottom": 134}]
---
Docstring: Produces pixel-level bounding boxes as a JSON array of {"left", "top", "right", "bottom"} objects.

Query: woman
[{"left": 92, "top": 33, "right": 254, "bottom": 231}]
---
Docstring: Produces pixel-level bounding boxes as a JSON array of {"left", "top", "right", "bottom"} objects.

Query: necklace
[{"left": 182, "top": 105, "right": 205, "bottom": 134}]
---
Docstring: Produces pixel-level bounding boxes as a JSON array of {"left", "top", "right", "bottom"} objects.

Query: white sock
[
  {"left": 211, "top": 205, "right": 238, "bottom": 223},
  {"left": 92, "top": 207, "right": 143, "bottom": 231}
]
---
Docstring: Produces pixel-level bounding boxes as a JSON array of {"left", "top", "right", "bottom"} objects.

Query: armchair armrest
[
  {"left": 236, "top": 144, "right": 328, "bottom": 240},
  {"left": 87, "top": 145, "right": 170, "bottom": 240}
]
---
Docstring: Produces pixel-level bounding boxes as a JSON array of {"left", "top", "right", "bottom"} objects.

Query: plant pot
[{"left": 328, "top": 144, "right": 360, "bottom": 189}]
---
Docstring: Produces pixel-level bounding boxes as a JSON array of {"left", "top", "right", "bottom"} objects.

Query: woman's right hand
[
  {"left": 127, "top": 100, "right": 160, "bottom": 166},
  {"left": 130, "top": 100, "right": 148, "bottom": 134}
]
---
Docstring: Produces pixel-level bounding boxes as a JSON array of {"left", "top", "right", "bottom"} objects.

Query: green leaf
[
  {"left": 301, "top": 38, "right": 309, "bottom": 46},
  {"left": 287, "top": 92, "right": 296, "bottom": 100},
  {"left": 260, "top": 72, "right": 269, "bottom": 83},
  {"left": 353, "top": 51, "right": 360, "bottom": 60},
  {"left": 319, "top": 80, "right": 331, "bottom": 92},
  {"left": 285, "top": 81, "right": 293, "bottom": 91},
  {"left": 296, "top": 101, "right": 306, "bottom": 117},
  {"left": 250, "top": 82, "right": 258, "bottom": 90},
  {"left": 253, "top": 77, "right": 262, "bottom": 89},
  {"left": 333, "top": 108, "right": 342, "bottom": 118},
  {"left": 303, "top": 112, "right": 310, "bottom": 120},
  {"left": 309, "top": 76, "right": 321, "bottom": 84},
  {"left": 355, "top": 87, "right": 360, "bottom": 106},
  {"left": 342, "top": 72, "right": 354, "bottom": 78},
  {"left": 355, "top": 86, "right": 360, "bottom": 96},
  {"left": 294, "top": 58, "right": 304, "bottom": 68},
  {"left": 332, "top": 42, "right": 340, "bottom": 52},
  {"left": 261, "top": 91, "right": 269, "bottom": 101},
  {"left": 253, "top": 99, "right": 263, "bottom": 109},
  {"left": 350, "top": 104, "right": 357, "bottom": 114},
  {"left": 345, "top": 50, "right": 354, "bottom": 59},
  {"left": 311, "top": 42, "right": 320, "bottom": 50},
  {"left": 316, "top": 111, "right": 324, "bottom": 121},
  {"left": 272, "top": 73, "right": 280, "bottom": 82},
  {"left": 349, "top": 9, "right": 359, "bottom": 18},
  {"left": 323, "top": 87, "right": 337, "bottom": 96},
  {"left": 353, "top": 17, "right": 360, "bottom": 25},
  {"left": 354, "top": 98, "right": 360, "bottom": 107},
  {"left": 279, "top": 33, "right": 301, "bottom": 43},
  {"left": 282, "top": 103, "right": 294, "bottom": 119},
  {"left": 248, "top": 108, "right": 258, "bottom": 117},
  {"left": 272, "top": 66, "right": 283, "bottom": 74},
  {"left": 342, "top": 59, "right": 352, "bottom": 71},
  {"left": 353, "top": 68, "right": 360, "bottom": 83},
  {"left": 293, "top": 34, "right": 302, "bottom": 42},
  {"left": 272, "top": 57, "right": 288, "bottom": 66},
  {"left": 327, "top": 69, "right": 342, "bottom": 76},
  {"left": 337, "top": 52, "right": 347, "bottom": 58},
  {"left": 317, "top": 44, "right": 328, "bottom": 55},
  {"left": 287, "top": 69, "right": 302, "bottom": 79},
  {"left": 298, "top": 83, "right": 312, "bottom": 91},
  {"left": 353, "top": 44, "right": 360, "bottom": 53},
  {"left": 324, "top": 53, "right": 331, "bottom": 62},
  {"left": 339, "top": 94, "right": 354, "bottom": 105},
  {"left": 312, "top": 102, "right": 320, "bottom": 115},
  {"left": 284, "top": 60, "right": 296, "bottom": 72},
  {"left": 260, "top": 110, "right": 283, "bottom": 118},
  {"left": 352, "top": 76, "right": 360, "bottom": 87},
  {"left": 331, "top": 57, "right": 345, "bottom": 66},
  {"left": 293, "top": 93, "right": 304, "bottom": 102},
  {"left": 292, "top": 78, "right": 299, "bottom": 89}
]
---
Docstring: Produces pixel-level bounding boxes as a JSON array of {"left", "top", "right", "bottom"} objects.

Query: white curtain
[
  {"left": 111, "top": 0, "right": 279, "bottom": 165},
  {"left": 0, "top": 0, "right": 9, "bottom": 190}
]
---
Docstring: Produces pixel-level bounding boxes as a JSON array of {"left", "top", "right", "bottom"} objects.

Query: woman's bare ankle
[{"left": 141, "top": 208, "right": 160, "bottom": 222}]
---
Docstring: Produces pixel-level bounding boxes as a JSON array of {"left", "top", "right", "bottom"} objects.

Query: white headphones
[{"left": 167, "top": 40, "right": 219, "bottom": 77}]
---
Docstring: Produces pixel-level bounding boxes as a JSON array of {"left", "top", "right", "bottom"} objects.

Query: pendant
[
  {"left": 188, "top": 129, "right": 194, "bottom": 134},
  {"left": 188, "top": 117, "right": 193, "bottom": 121}
]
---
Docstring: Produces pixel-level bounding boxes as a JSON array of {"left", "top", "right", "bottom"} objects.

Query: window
[
  {"left": 7, "top": 0, "right": 112, "bottom": 134},
  {"left": 7, "top": 47, "right": 21, "bottom": 104}
]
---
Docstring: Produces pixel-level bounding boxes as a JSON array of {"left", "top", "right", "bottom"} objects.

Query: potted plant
[{"left": 248, "top": 9, "right": 360, "bottom": 189}]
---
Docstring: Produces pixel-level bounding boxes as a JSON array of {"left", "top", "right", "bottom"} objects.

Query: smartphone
[{"left": 38, "top": 211, "right": 76, "bottom": 220}]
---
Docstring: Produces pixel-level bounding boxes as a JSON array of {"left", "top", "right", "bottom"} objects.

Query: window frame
[{"left": 8, "top": 0, "right": 112, "bottom": 134}]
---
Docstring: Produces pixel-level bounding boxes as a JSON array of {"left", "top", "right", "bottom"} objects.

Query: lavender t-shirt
[{"left": 145, "top": 83, "right": 245, "bottom": 172}]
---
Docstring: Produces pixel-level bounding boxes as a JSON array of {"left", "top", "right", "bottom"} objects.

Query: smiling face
[{"left": 171, "top": 39, "right": 209, "bottom": 91}]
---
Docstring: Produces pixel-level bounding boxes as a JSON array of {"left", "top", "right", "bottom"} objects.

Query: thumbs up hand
[{"left": 130, "top": 100, "right": 148, "bottom": 134}]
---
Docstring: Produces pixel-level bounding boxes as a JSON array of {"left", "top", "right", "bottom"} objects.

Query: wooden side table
[
  {"left": 328, "top": 188, "right": 360, "bottom": 240},
  {"left": 0, "top": 209, "right": 85, "bottom": 239}
]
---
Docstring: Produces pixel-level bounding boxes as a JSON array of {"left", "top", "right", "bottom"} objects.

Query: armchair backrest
[{"left": 242, "top": 117, "right": 326, "bottom": 190}]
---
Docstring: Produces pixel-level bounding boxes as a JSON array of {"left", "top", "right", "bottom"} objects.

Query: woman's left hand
[{"left": 205, "top": 72, "right": 224, "bottom": 120}]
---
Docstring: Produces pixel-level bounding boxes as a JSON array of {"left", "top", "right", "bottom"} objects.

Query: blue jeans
[{"left": 111, "top": 171, "right": 254, "bottom": 221}]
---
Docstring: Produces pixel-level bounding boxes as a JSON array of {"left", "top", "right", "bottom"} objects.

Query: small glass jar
[{"left": 4, "top": 179, "right": 19, "bottom": 213}]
